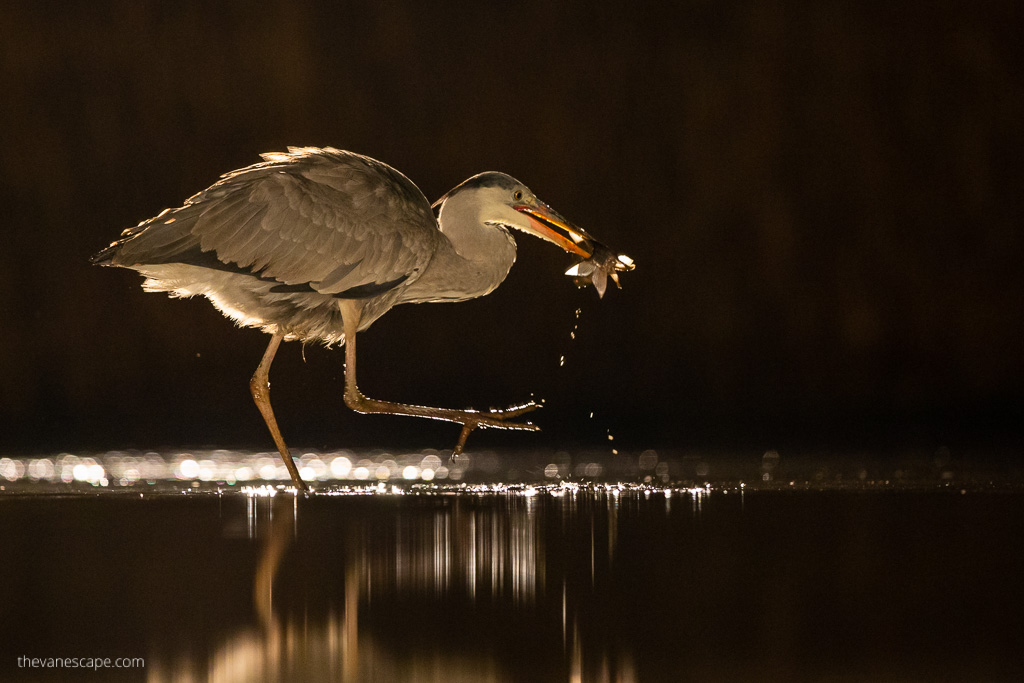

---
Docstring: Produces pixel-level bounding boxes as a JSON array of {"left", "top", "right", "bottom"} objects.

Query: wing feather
[{"left": 106, "top": 148, "right": 440, "bottom": 296}]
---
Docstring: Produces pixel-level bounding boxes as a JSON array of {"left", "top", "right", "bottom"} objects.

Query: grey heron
[{"left": 93, "top": 147, "right": 633, "bottom": 491}]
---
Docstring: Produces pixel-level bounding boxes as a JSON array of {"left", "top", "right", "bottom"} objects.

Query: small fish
[{"left": 564, "top": 241, "right": 635, "bottom": 298}]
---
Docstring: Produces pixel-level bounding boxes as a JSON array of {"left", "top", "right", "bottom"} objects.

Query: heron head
[
  {"left": 435, "top": 172, "right": 634, "bottom": 295},
  {"left": 435, "top": 172, "right": 596, "bottom": 256}
]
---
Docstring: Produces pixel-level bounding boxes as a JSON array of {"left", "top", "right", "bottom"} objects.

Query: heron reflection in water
[
  {"left": 195, "top": 493, "right": 543, "bottom": 681},
  {"left": 93, "top": 148, "right": 634, "bottom": 490}
]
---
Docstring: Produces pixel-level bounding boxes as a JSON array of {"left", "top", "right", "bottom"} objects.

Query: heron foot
[
  {"left": 344, "top": 392, "right": 541, "bottom": 459},
  {"left": 450, "top": 400, "right": 543, "bottom": 458},
  {"left": 457, "top": 399, "right": 543, "bottom": 432}
]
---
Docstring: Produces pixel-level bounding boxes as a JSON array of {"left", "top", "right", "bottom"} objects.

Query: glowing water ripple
[{"left": 1, "top": 448, "right": 1021, "bottom": 494}]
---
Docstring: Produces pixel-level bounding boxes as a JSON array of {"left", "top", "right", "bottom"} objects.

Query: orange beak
[{"left": 513, "top": 202, "right": 596, "bottom": 258}]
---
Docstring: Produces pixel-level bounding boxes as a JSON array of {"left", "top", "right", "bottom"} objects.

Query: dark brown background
[{"left": 1, "top": 1, "right": 1021, "bottom": 456}]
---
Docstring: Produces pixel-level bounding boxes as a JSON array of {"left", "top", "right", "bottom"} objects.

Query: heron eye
[{"left": 513, "top": 190, "right": 523, "bottom": 201}]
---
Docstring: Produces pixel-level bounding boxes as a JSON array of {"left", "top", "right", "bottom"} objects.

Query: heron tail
[{"left": 90, "top": 203, "right": 206, "bottom": 268}]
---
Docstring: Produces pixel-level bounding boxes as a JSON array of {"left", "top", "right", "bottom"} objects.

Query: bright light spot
[
  {"left": 402, "top": 465, "right": 419, "bottom": 480},
  {"left": 242, "top": 485, "right": 277, "bottom": 497},
  {"left": 330, "top": 456, "right": 352, "bottom": 478},
  {"left": 544, "top": 463, "right": 559, "bottom": 478},
  {"left": 301, "top": 454, "right": 328, "bottom": 478},
  {"left": 353, "top": 466, "right": 369, "bottom": 480},
  {"left": 522, "top": 487, "right": 538, "bottom": 497},
  {"left": 72, "top": 464, "right": 90, "bottom": 482},
  {"left": 235, "top": 466, "right": 254, "bottom": 481},
  {"left": 178, "top": 459, "right": 200, "bottom": 479},
  {"left": 374, "top": 465, "right": 390, "bottom": 480},
  {"left": 0, "top": 458, "right": 21, "bottom": 482},
  {"left": 28, "top": 458, "right": 55, "bottom": 481},
  {"left": 198, "top": 460, "right": 216, "bottom": 481},
  {"left": 421, "top": 468, "right": 435, "bottom": 481},
  {"left": 123, "top": 467, "right": 140, "bottom": 483},
  {"left": 300, "top": 466, "right": 316, "bottom": 481},
  {"left": 88, "top": 464, "right": 105, "bottom": 482},
  {"left": 259, "top": 464, "right": 278, "bottom": 480},
  {"left": 420, "top": 454, "right": 442, "bottom": 470}
]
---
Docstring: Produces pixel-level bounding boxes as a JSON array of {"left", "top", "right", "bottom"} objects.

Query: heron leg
[
  {"left": 339, "top": 303, "right": 540, "bottom": 455},
  {"left": 250, "top": 330, "right": 308, "bottom": 491}
]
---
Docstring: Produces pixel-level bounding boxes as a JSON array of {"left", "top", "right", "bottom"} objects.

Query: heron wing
[{"left": 104, "top": 148, "right": 439, "bottom": 297}]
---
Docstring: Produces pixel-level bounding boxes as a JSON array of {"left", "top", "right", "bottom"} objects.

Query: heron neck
[{"left": 398, "top": 201, "right": 517, "bottom": 304}]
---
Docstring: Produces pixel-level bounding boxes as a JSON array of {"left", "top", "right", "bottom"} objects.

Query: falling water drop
[
  {"left": 558, "top": 306, "right": 584, "bottom": 369},
  {"left": 570, "top": 308, "right": 581, "bottom": 340}
]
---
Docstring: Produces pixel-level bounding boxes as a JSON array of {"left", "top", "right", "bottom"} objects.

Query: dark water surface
[{"left": 1, "top": 483, "right": 1022, "bottom": 681}]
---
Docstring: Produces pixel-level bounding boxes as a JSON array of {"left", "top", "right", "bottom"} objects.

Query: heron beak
[{"left": 513, "top": 202, "right": 595, "bottom": 258}]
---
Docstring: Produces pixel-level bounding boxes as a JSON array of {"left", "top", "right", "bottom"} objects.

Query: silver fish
[{"left": 564, "top": 241, "right": 635, "bottom": 297}]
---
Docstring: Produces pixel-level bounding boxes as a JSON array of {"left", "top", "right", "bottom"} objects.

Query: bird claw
[
  {"left": 450, "top": 401, "right": 542, "bottom": 460},
  {"left": 487, "top": 399, "right": 543, "bottom": 421},
  {"left": 456, "top": 399, "right": 543, "bottom": 429}
]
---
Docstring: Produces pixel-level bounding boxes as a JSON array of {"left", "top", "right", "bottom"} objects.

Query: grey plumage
[
  {"left": 93, "top": 146, "right": 632, "bottom": 490},
  {"left": 94, "top": 148, "right": 454, "bottom": 343}
]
